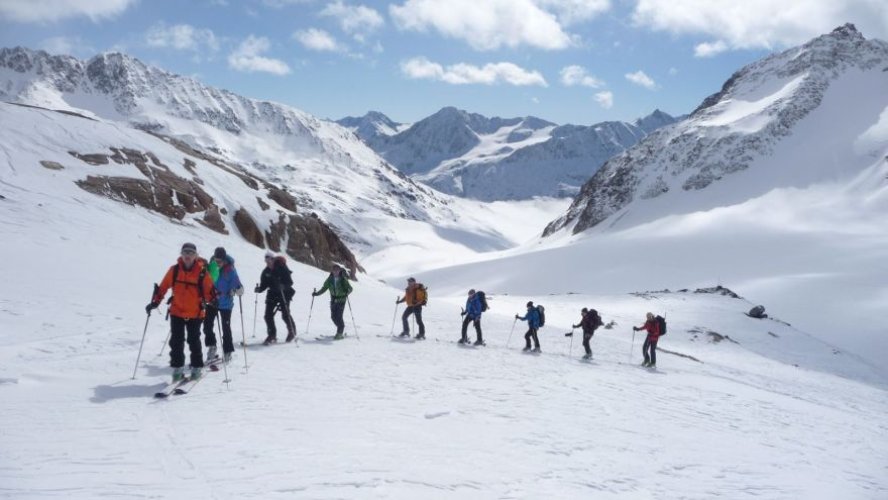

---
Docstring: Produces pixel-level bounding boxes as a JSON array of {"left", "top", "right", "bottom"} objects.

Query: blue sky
[{"left": 1, "top": 0, "right": 885, "bottom": 125}]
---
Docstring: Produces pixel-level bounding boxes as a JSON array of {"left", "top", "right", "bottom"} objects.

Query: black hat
[
  {"left": 526, "top": 301, "right": 534, "bottom": 307},
  {"left": 181, "top": 242, "right": 197, "bottom": 254},
  {"left": 407, "top": 277, "right": 416, "bottom": 283},
  {"left": 581, "top": 307, "right": 589, "bottom": 313},
  {"left": 213, "top": 247, "right": 227, "bottom": 260}
]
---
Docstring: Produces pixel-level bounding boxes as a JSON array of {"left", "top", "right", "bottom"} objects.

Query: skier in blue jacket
[
  {"left": 516, "top": 301, "right": 542, "bottom": 352},
  {"left": 460, "top": 289, "right": 484, "bottom": 345},
  {"left": 209, "top": 247, "right": 243, "bottom": 363}
]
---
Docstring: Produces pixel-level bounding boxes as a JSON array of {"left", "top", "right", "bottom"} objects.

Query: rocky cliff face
[{"left": 545, "top": 24, "right": 888, "bottom": 235}]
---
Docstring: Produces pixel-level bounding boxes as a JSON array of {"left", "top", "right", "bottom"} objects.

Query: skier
[
  {"left": 209, "top": 247, "right": 243, "bottom": 363},
  {"left": 516, "top": 301, "right": 542, "bottom": 353},
  {"left": 567, "top": 307, "right": 601, "bottom": 359},
  {"left": 202, "top": 251, "right": 221, "bottom": 359},
  {"left": 254, "top": 251, "right": 296, "bottom": 345},
  {"left": 633, "top": 312, "right": 661, "bottom": 367},
  {"left": 145, "top": 242, "right": 215, "bottom": 382},
  {"left": 459, "top": 289, "right": 484, "bottom": 345},
  {"left": 396, "top": 277, "right": 427, "bottom": 339},
  {"left": 311, "top": 264, "right": 353, "bottom": 340}
]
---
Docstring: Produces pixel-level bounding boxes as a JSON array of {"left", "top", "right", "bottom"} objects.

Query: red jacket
[
  {"left": 638, "top": 319, "right": 660, "bottom": 340},
  {"left": 152, "top": 258, "right": 215, "bottom": 320}
]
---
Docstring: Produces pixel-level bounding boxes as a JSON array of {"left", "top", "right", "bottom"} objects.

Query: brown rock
[
  {"left": 233, "top": 208, "right": 265, "bottom": 248},
  {"left": 40, "top": 160, "right": 64, "bottom": 170}
]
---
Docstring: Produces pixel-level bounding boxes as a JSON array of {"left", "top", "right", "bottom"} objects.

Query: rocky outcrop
[{"left": 233, "top": 208, "right": 264, "bottom": 247}]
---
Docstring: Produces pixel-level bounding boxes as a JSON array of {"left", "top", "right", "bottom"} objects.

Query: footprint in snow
[{"left": 424, "top": 410, "right": 451, "bottom": 420}]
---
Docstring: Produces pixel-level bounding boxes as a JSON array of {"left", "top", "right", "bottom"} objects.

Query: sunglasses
[{"left": 181, "top": 250, "right": 196, "bottom": 256}]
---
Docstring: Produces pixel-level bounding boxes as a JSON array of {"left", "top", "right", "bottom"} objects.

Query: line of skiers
[
  {"left": 144, "top": 243, "right": 663, "bottom": 383},
  {"left": 145, "top": 243, "right": 353, "bottom": 382}
]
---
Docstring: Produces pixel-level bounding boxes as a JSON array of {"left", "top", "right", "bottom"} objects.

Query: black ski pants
[
  {"left": 583, "top": 331, "right": 593, "bottom": 356},
  {"left": 402, "top": 305, "right": 425, "bottom": 335},
  {"left": 524, "top": 327, "right": 540, "bottom": 349},
  {"left": 205, "top": 309, "right": 235, "bottom": 354},
  {"left": 643, "top": 336, "right": 658, "bottom": 365},
  {"left": 461, "top": 315, "right": 482, "bottom": 341},
  {"left": 264, "top": 300, "right": 295, "bottom": 338},
  {"left": 202, "top": 303, "right": 217, "bottom": 345},
  {"left": 169, "top": 315, "right": 203, "bottom": 368},
  {"left": 331, "top": 299, "right": 346, "bottom": 335}
]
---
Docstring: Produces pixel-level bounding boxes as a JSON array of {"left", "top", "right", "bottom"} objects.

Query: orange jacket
[
  {"left": 400, "top": 284, "right": 427, "bottom": 307},
  {"left": 153, "top": 258, "right": 215, "bottom": 320}
]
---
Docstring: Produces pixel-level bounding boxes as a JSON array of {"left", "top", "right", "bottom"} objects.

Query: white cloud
[
  {"left": 694, "top": 40, "right": 728, "bottom": 58},
  {"left": 401, "top": 57, "right": 548, "bottom": 86},
  {"left": 293, "top": 28, "right": 344, "bottom": 52},
  {"left": 320, "top": 1, "right": 384, "bottom": 41},
  {"left": 262, "top": 0, "right": 313, "bottom": 7},
  {"left": 0, "top": 0, "right": 136, "bottom": 23},
  {"left": 228, "top": 35, "right": 291, "bottom": 75},
  {"left": 594, "top": 90, "right": 613, "bottom": 109},
  {"left": 390, "top": 0, "right": 578, "bottom": 51},
  {"left": 560, "top": 65, "right": 604, "bottom": 88},
  {"left": 40, "top": 36, "right": 92, "bottom": 56},
  {"left": 632, "top": 0, "right": 888, "bottom": 53},
  {"left": 535, "top": 0, "right": 611, "bottom": 25},
  {"left": 146, "top": 23, "right": 219, "bottom": 53},
  {"left": 625, "top": 70, "right": 656, "bottom": 89}
]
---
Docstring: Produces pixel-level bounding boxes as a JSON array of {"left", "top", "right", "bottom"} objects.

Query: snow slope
[{"left": 340, "top": 108, "right": 677, "bottom": 201}]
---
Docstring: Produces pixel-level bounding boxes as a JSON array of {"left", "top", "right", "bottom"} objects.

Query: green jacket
[
  {"left": 208, "top": 259, "right": 220, "bottom": 283},
  {"left": 317, "top": 274, "right": 352, "bottom": 301}
]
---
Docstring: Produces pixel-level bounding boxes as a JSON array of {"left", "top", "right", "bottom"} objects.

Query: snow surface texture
[{"left": 338, "top": 108, "right": 677, "bottom": 201}]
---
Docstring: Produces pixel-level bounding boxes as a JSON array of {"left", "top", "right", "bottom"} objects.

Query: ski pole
[
  {"left": 252, "top": 283, "right": 259, "bottom": 338},
  {"left": 389, "top": 299, "right": 399, "bottom": 336},
  {"left": 215, "top": 313, "right": 231, "bottom": 388},
  {"left": 157, "top": 299, "right": 172, "bottom": 357},
  {"left": 568, "top": 327, "right": 575, "bottom": 358},
  {"left": 305, "top": 289, "right": 316, "bottom": 338},
  {"left": 506, "top": 317, "right": 517, "bottom": 348},
  {"left": 630, "top": 328, "right": 636, "bottom": 361},
  {"left": 346, "top": 296, "right": 360, "bottom": 340},
  {"left": 132, "top": 311, "right": 153, "bottom": 380},
  {"left": 238, "top": 295, "right": 249, "bottom": 373}
]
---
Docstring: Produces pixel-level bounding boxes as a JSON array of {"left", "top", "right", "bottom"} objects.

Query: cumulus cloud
[
  {"left": 536, "top": 0, "right": 611, "bottom": 25},
  {"left": 694, "top": 40, "right": 728, "bottom": 57},
  {"left": 390, "top": 0, "right": 582, "bottom": 51},
  {"left": 40, "top": 36, "right": 93, "bottom": 56},
  {"left": 228, "top": 35, "right": 291, "bottom": 75},
  {"left": 400, "top": 57, "right": 548, "bottom": 86},
  {"left": 146, "top": 23, "right": 219, "bottom": 53},
  {"left": 594, "top": 90, "right": 614, "bottom": 109},
  {"left": 632, "top": 0, "right": 888, "bottom": 53},
  {"left": 560, "top": 65, "right": 604, "bottom": 88},
  {"left": 625, "top": 70, "right": 656, "bottom": 89},
  {"left": 262, "top": 0, "right": 313, "bottom": 7},
  {"left": 320, "top": 1, "right": 384, "bottom": 42},
  {"left": 0, "top": 0, "right": 136, "bottom": 23},
  {"left": 293, "top": 28, "right": 343, "bottom": 52}
]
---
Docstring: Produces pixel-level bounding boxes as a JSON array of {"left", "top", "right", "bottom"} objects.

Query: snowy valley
[{"left": 1, "top": 23, "right": 887, "bottom": 500}]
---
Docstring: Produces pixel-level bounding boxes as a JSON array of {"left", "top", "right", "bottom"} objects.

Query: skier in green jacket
[{"left": 312, "top": 264, "right": 353, "bottom": 339}]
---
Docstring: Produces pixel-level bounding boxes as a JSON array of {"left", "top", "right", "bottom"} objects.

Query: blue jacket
[
  {"left": 518, "top": 307, "right": 541, "bottom": 329},
  {"left": 465, "top": 293, "right": 483, "bottom": 319},
  {"left": 214, "top": 256, "right": 243, "bottom": 310}
]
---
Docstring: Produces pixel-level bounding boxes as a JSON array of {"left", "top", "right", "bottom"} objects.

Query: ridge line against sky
[{"left": 1, "top": 0, "right": 885, "bottom": 125}]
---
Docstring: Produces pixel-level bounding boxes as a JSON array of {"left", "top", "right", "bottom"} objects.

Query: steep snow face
[
  {"left": 336, "top": 111, "right": 409, "bottom": 143},
  {"left": 351, "top": 106, "right": 676, "bottom": 201},
  {"left": 546, "top": 24, "right": 888, "bottom": 235},
  {"left": 0, "top": 47, "right": 453, "bottom": 252}
]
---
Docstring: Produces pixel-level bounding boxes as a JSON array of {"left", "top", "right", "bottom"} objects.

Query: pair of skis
[{"left": 154, "top": 356, "right": 224, "bottom": 398}]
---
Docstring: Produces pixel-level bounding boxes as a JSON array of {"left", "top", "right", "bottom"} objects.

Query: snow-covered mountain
[
  {"left": 0, "top": 47, "right": 461, "bottom": 254},
  {"left": 545, "top": 24, "right": 888, "bottom": 235},
  {"left": 338, "top": 107, "right": 677, "bottom": 201}
]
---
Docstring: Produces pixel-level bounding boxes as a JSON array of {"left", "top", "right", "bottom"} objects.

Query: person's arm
[
  {"left": 255, "top": 271, "right": 269, "bottom": 293},
  {"left": 344, "top": 278, "right": 353, "bottom": 295},
  {"left": 147, "top": 267, "right": 174, "bottom": 312},
  {"left": 314, "top": 277, "right": 331, "bottom": 296},
  {"left": 201, "top": 270, "right": 216, "bottom": 304}
]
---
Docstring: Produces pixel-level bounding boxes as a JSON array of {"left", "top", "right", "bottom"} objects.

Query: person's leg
[
  {"left": 401, "top": 306, "right": 412, "bottom": 334},
  {"left": 524, "top": 328, "right": 532, "bottom": 349},
  {"left": 264, "top": 301, "right": 278, "bottom": 339},
  {"left": 532, "top": 328, "right": 540, "bottom": 350},
  {"left": 642, "top": 337, "right": 651, "bottom": 365},
  {"left": 282, "top": 300, "right": 296, "bottom": 340},
  {"left": 169, "top": 316, "right": 186, "bottom": 368},
  {"left": 186, "top": 318, "right": 204, "bottom": 368},
  {"left": 220, "top": 309, "right": 234, "bottom": 354},
  {"left": 473, "top": 318, "right": 482, "bottom": 343},
  {"left": 460, "top": 316, "right": 470, "bottom": 342},
  {"left": 333, "top": 301, "right": 346, "bottom": 335},
  {"left": 583, "top": 332, "right": 592, "bottom": 356},
  {"left": 650, "top": 338, "right": 658, "bottom": 366},
  {"left": 415, "top": 306, "right": 425, "bottom": 337},
  {"left": 203, "top": 304, "right": 217, "bottom": 347}
]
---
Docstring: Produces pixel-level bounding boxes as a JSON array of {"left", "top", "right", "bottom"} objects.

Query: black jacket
[{"left": 257, "top": 262, "right": 295, "bottom": 303}]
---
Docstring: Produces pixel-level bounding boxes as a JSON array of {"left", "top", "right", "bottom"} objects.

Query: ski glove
[
  {"left": 565, "top": 332, "right": 573, "bottom": 337},
  {"left": 145, "top": 302, "right": 159, "bottom": 314},
  {"left": 234, "top": 287, "right": 244, "bottom": 297},
  {"left": 254, "top": 286, "right": 262, "bottom": 293}
]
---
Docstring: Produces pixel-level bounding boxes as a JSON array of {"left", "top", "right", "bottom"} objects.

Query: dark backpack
[
  {"left": 655, "top": 315, "right": 667, "bottom": 336},
  {"left": 477, "top": 291, "right": 489, "bottom": 312},
  {"left": 590, "top": 309, "right": 603, "bottom": 329},
  {"left": 537, "top": 305, "right": 546, "bottom": 327}
]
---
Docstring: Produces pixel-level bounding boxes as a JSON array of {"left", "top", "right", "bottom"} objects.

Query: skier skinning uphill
[
  {"left": 145, "top": 242, "right": 215, "bottom": 383},
  {"left": 396, "top": 277, "right": 427, "bottom": 339},
  {"left": 254, "top": 252, "right": 296, "bottom": 345},
  {"left": 209, "top": 247, "right": 243, "bottom": 363},
  {"left": 202, "top": 252, "right": 221, "bottom": 360},
  {"left": 568, "top": 308, "right": 602, "bottom": 359},
  {"left": 633, "top": 312, "right": 661, "bottom": 368},
  {"left": 459, "top": 289, "right": 484, "bottom": 345},
  {"left": 516, "top": 301, "right": 542, "bottom": 353},
  {"left": 312, "top": 264, "right": 353, "bottom": 340}
]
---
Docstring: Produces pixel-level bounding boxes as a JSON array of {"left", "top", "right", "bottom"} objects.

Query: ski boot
[
  {"left": 172, "top": 366, "right": 186, "bottom": 383},
  {"left": 532, "top": 347, "right": 541, "bottom": 353},
  {"left": 190, "top": 366, "right": 202, "bottom": 381},
  {"left": 458, "top": 337, "right": 467, "bottom": 344},
  {"left": 522, "top": 346, "right": 531, "bottom": 352},
  {"left": 473, "top": 338, "right": 484, "bottom": 346},
  {"left": 641, "top": 361, "right": 650, "bottom": 367},
  {"left": 415, "top": 333, "right": 425, "bottom": 340},
  {"left": 334, "top": 333, "right": 344, "bottom": 340},
  {"left": 285, "top": 331, "right": 296, "bottom": 343},
  {"left": 263, "top": 335, "right": 277, "bottom": 346},
  {"left": 206, "top": 346, "right": 218, "bottom": 361},
  {"left": 583, "top": 353, "right": 592, "bottom": 360},
  {"left": 398, "top": 331, "right": 410, "bottom": 338},
  {"left": 223, "top": 352, "right": 233, "bottom": 364}
]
